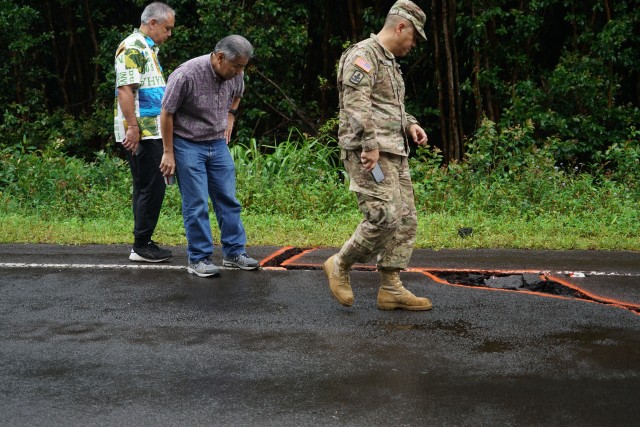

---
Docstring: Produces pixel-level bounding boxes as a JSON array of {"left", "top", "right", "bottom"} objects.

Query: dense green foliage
[
  {"left": 1, "top": 122, "right": 638, "bottom": 249},
  {"left": 1, "top": 0, "right": 639, "bottom": 168},
  {"left": 1, "top": 1, "right": 638, "bottom": 249}
]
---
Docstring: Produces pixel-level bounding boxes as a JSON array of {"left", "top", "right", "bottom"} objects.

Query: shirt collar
[
  {"left": 370, "top": 33, "right": 395, "bottom": 60},
  {"left": 134, "top": 28, "right": 157, "bottom": 50},
  {"left": 209, "top": 53, "right": 223, "bottom": 82}
]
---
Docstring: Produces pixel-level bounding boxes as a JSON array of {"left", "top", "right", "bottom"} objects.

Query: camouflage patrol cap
[{"left": 388, "top": 0, "right": 427, "bottom": 41}]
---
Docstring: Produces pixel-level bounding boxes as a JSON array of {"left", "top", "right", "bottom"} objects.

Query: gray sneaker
[
  {"left": 222, "top": 253, "right": 260, "bottom": 270},
  {"left": 187, "top": 258, "right": 221, "bottom": 277}
]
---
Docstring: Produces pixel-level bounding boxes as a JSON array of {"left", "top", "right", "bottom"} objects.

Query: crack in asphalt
[{"left": 264, "top": 248, "right": 640, "bottom": 315}]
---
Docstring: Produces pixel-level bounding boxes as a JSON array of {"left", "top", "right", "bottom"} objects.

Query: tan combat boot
[
  {"left": 322, "top": 254, "right": 354, "bottom": 306},
  {"left": 377, "top": 269, "right": 432, "bottom": 311}
]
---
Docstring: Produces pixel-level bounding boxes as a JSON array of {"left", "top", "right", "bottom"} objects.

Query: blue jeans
[{"left": 173, "top": 137, "right": 247, "bottom": 263}]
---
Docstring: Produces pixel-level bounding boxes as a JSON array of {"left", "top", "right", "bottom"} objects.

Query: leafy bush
[
  {"left": 0, "top": 128, "right": 353, "bottom": 221},
  {"left": 410, "top": 118, "right": 639, "bottom": 229},
  {"left": 0, "top": 141, "right": 128, "bottom": 219},
  {"left": 230, "top": 129, "right": 352, "bottom": 218},
  {"left": 2, "top": 121, "right": 638, "bottom": 249}
]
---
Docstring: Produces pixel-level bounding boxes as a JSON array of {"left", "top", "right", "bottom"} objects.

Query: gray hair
[
  {"left": 214, "top": 35, "right": 254, "bottom": 61},
  {"left": 141, "top": 2, "right": 175, "bottom": 24}
]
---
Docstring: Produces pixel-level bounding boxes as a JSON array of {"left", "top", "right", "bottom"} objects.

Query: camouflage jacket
[{"left": 337, "top": 34, "right": 419, "bottom": 156}]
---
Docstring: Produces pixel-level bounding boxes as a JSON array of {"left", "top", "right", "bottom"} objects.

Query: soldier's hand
[
  {"left": 409, "top": 124, "right": 428, "bottom": 146},
  {"left": 360, "top": 148, "right": 379, "bottom": 172}
]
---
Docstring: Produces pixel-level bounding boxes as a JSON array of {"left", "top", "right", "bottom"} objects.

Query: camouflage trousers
[{"left": 338, "top": 150, "right": 418, "bottom": 270}]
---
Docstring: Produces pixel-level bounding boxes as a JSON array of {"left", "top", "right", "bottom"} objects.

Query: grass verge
[{"left": 2, "top": 211, "right": 638, "bottom": 251}]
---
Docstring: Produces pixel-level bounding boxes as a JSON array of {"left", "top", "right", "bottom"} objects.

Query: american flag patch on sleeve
[{"left": 353, "top": 56, "right": 373, "bottom": 73}]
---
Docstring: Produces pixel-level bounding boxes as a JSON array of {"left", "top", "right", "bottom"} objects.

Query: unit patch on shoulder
[
  {"left": 353, "top": 56, "right": 373, "bottom": 73},
  {"left": 349, "top": 70, "right": 365, "bottom": 85}
]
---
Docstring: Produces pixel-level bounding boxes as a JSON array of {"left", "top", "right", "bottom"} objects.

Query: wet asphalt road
[{"left": 1, "top": 244, "right": 639, "bottom": 426}]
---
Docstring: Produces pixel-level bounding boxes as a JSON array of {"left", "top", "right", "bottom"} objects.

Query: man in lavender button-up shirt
[{"left": 160, "top": 35, "right": 260, "bottom": 277}]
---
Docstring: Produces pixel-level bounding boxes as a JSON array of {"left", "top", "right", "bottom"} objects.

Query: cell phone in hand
[{"left": 372, "top": 163, "right": 385, "bottom": 183}]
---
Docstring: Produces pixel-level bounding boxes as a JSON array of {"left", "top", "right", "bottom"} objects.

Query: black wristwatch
[{"left": 228, "top": 108, "right": 238, "bottom": 117}]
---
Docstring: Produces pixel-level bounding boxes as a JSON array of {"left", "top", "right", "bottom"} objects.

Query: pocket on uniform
[{"left": 344, "top": 154, "right": 393, "bottom": 201}]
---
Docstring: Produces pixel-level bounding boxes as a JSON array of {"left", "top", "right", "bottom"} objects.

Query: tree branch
[{"left": 251, "top": 67, "right": 318, "bottom": 133}]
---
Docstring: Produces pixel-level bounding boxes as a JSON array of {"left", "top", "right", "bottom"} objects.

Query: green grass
[
  {"left": 1, "top": 210, "right": 638, "bottom": 251},
  {"left": 1, "top": 123, "right": 639, "bottom": 251}
]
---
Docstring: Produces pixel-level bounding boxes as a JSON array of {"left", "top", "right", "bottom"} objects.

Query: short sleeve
[
  {"left": 115, "top": 47, "right": 145, "bottom": 88},
  {"left": 162, "top": 70, "right": 189, "bottom": 113}
]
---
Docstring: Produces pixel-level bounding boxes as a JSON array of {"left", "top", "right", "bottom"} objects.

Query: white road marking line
[
  {"left": 0, "top": 263, "right": 638, "bottom": 277},
  {"left": 0, "top": 262, "right": 185, "bottom": 270},
  {"left": 546, "top": 270, "right": 640, "bottom": 277}
]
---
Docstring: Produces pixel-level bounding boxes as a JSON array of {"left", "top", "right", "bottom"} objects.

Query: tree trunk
[
  {"left": 442, "top": 0, "right": 462, "bottom": 161},
  {"left": 469, "top": 1, "right": 483, "bottom": 126},
  {"left": 431, "top": 0, "right": 448, "bottom": 161},
  {"left": 449, "top": 0, "right": 463, "bottom": 159},
  {"left": 83, "top": 0, "right": 99, "bottom": 107}
]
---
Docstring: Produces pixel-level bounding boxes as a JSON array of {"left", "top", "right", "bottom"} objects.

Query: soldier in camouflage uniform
[{"left": 323, "top": 0, "right": 433, "bottom": 311}]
